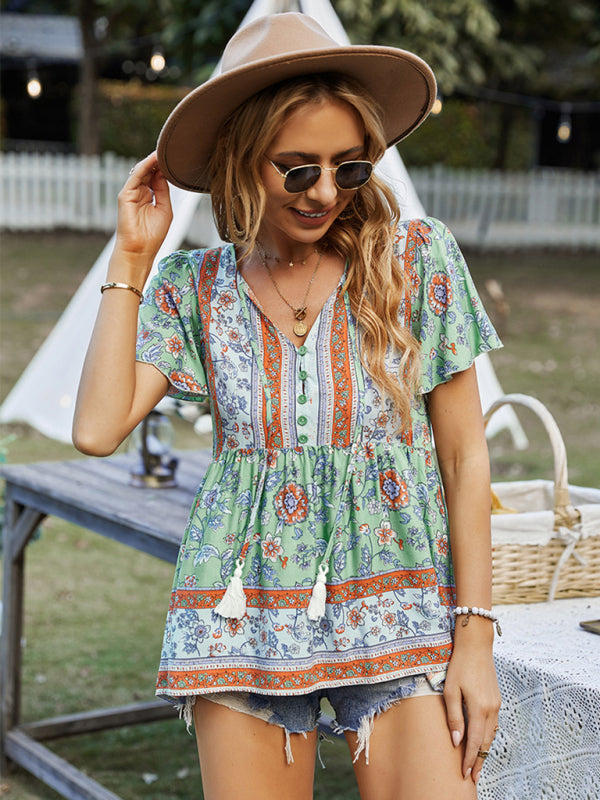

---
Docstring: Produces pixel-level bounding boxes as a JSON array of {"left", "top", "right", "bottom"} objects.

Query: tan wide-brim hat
[{"left": 157, "top": 12, "right": 436, "bottom": 193}]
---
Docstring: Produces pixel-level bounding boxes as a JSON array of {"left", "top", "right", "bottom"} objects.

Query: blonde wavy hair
[{"left": 208, "top": 73, "right": 421, "bottom": 427}]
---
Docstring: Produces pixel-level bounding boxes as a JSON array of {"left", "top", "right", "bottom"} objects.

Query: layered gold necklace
[{"left": 257, "top": 243, "right": 322, "bottom": 337}]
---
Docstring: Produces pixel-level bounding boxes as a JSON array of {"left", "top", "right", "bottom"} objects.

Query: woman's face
[{"left": 258, "top": 98, "right": 366, "bottom": 252}]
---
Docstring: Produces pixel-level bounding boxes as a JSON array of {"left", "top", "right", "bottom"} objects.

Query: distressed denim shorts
[{"left": 189, "top": 671, "right": 445, "bottom": 764}]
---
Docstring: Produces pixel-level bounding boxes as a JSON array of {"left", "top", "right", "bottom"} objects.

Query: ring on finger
[{"left": 477, "top": 749, "right": 490, "bottom": 759}]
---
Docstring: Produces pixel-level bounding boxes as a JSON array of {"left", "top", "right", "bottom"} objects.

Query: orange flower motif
[
  {"left": 155, "top": 280, "right": 182, "bottom": 317},
  {"left": 436, "top": 532, "right": 450, "bottom": 556},
  {"left": 379, "top": 470, "right": 410, "bottom": 509},
  {"left": 347, "top": 608, "right": 365, "bottom": 629},
  {"left": 274, "top": 483, "right": 308, "bottom": 524},
  {"left": 427, "top": 272, "right": 453, "bottom": 316},
  {"left": 261, "top": 533, "right": 283, "bottom": 562},
  {"left": 218, "top": 290, "right": 235, "bottom": 309},
  {"left": 383, "top": 611, "right": 396, "bottom": 628},
  {"left": 224, "top": 618, "right": 245, "bottom": 637},
  {"left": 375, "top": 521, "right": 394, "bottom": 545},
  {"left": 166, "top": 335, "right": 184, "bottom": 356}
]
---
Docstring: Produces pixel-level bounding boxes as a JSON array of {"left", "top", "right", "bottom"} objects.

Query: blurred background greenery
[{"left": 2, "top": 0, "right": 599, "bottom": 168}]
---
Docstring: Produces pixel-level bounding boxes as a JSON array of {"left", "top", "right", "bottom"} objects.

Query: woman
[{"left": 74, "top": 12, "right": 502, "bottom": 800}]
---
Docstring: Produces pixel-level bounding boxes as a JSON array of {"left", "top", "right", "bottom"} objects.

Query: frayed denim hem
[
  {"left": 181, "top": 692, "right": 310, "bottom": 765},
  {"left": 178, "top": 696, "right": 196, "bottom": 733},
  {"left": 171, "top": 672, "right": 444, "bottom": 766},
  {"left": 330, "top": 678, "right": 423, "bottom": 764}
]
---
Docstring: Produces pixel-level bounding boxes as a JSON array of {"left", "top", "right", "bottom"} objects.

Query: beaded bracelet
[
  {"left": 453, "top": 606, "right": 503, "bottom": 637},
  {"left": 100, "top": 282, "right": 144, "bottom": 304}
]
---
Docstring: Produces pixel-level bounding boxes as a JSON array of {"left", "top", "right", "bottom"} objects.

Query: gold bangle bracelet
[{"left": 100, "top": 282, "right": 144, "bottom": 304}]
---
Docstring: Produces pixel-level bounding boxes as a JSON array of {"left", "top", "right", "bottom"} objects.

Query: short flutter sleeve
[
  {"left": 136, "top": 250, "right": 209, "bottom": 402},
  {"left": 400, "top": 217, "right": 502, "bottom": 394}
]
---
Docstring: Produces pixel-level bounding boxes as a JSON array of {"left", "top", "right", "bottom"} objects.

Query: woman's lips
[{"left": 290, "top": 206, "right": 335, "bottom": 225}]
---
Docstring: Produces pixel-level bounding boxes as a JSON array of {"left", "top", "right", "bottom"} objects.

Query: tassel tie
[
  {"left": 214, "top": 460, "right": 269, "bottom": 620},
  {"left": 306, "top": 447, "right": 359, "bottom": 623},
  {"left": 307, "top": 562, "right": 329, "bottom": 621},
  {"left": 214, "top": 557, "right": 247, "bottom": 619}
]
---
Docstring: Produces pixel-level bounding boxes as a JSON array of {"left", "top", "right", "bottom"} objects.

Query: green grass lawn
[
  {"left": 0, "top": 230, "right": 598, "bottom": 798},
  {"left": 464, "top": 247, "right": 600, "bottom": 488}
]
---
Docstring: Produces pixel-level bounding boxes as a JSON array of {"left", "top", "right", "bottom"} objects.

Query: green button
[
  {"left": 298, "top": 394, "right": 307, "bottom": 404},
  {"left": 298, "top": 369, "right": 308, "bottom": 380},
  {"left": 298, "top": 345, "right": 307, "bottom": 355},
  {"left": 298, "top": 434, "right": 309, "bottom": 444},
  {"left": 297, "top": 415, "right": 307, "bottom": 426}
]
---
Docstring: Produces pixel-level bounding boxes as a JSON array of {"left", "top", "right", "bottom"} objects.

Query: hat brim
[{"left": 157, "top": 46, "right": 436, "bottom": 193}]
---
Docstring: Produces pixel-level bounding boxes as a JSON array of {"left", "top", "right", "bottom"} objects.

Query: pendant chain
[{"left": 257, "top": 244, "right": 322, "bottom": 337}]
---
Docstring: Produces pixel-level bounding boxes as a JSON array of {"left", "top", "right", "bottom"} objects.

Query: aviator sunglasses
[{"left": 267, "top": 158, "right": 374, "bottom": 193}]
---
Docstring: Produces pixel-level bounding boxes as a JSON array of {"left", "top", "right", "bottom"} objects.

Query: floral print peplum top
[{"left": 136, "top": 216, "right": 502, "bottom": 702}]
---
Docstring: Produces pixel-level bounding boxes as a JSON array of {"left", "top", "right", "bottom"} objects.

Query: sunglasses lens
[
  {"left": 284, "top": 165, "right": 321, "bottom": 193},
  {"left": 279, "top": 162, "right": 373, "bottom": 192},
  {"left": 336, "top": 161, "right": 373, "bottom": 189}
]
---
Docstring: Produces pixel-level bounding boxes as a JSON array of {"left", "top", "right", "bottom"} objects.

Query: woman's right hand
[
  {"left": 112, "top": 151, "right": 173, "bottom": 283},
  {"left": 73, "top": 151, "right": 172, "bottom": 456}
]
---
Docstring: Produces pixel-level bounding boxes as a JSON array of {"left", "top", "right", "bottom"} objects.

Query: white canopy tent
[{"left": 0, "top": 0, "right": 526, "bottom": 450}]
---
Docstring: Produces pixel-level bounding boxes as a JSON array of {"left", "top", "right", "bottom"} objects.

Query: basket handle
[{"left": 483, "top": 393, "right": 580, "bottom": 531}]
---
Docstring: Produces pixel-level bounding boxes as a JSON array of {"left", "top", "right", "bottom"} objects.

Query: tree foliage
[
  {"left": 160, "top": 0, "right": 252, "bottom": 81},
  {"left": 485, "top": 0, "right": 600, "bottom": 98},
  {"left": 334, "top": 0, "right": 600, "bottom": 99},
  {"left": 13, "top": 0, "right": 600, "bottom": 98},
  {"left": 9, "top": 0, "right": 599, "bottom": 160},
  {"left": 335, "top": 0, "right": 500, "bottom": 93}
]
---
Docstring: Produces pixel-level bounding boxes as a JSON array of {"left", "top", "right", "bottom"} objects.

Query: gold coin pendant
[{"left": 293, "top": 321, "right": 308, "bottom": 337}]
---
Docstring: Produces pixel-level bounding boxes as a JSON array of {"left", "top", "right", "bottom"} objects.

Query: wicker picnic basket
[{"left": 485, "top": 394, "right": 600, "bottom": 605}]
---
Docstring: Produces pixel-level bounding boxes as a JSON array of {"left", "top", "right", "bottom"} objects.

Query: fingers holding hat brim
[
  {"left": 156, "top": 47, "right": 436, "bottom": 193},
  {"left": 121, "top": 152, "right": 172, "bottom": 216},
  {"left": 127, "top": 152, "right": 163, "bottom": 186}
]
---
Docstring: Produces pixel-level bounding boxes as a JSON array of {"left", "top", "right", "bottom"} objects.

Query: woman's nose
[{"left": 305, "top": 168, "right": 338, "bottom": 204}]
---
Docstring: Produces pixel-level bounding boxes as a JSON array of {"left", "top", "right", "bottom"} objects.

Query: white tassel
[
  {"left": 307, "top": 563, "right": 329, "bottom": 621},
  {"left": 215, "top": 558, "right": 247, "bottom": 619}
]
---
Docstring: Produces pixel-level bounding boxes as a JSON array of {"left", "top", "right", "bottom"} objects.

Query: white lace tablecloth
[{"left": 478, "top": 597, "right": 600, "bottom": 800}]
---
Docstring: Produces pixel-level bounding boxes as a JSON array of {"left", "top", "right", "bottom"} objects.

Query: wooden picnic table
[{"left": 0, "top": 450, "right": 211, "bottom": 800}]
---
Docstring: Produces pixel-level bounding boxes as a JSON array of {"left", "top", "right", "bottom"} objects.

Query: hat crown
[{"left": 222, "top": 13, "right": 339, "bottom": 75}]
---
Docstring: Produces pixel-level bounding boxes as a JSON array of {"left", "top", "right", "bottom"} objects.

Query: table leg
[{"left": 1, "top": 488, "right": 46, "bottom": 774}]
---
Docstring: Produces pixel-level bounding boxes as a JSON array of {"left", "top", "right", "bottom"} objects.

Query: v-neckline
[{"left": 233, "top": 246, "right": 346, "bottom": 350}]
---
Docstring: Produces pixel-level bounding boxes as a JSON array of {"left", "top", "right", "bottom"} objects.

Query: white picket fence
[
  {"left": 411, "top": 165, "right": 600, "bottom": 249},
  {"left": 1, "top": 152, "right": 599, "bottom": 248},
  {"left": 0, "top": 151, "right": 134, "bottom": 232}
]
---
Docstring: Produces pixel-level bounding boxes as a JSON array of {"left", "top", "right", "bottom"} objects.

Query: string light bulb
[
  {"left": 431, "top": 93, "right": 443, "bottom": 115},
  {"left": 150, "top": 49, "right": 166, "bottom": 73},
  {"left": 27, "top": 72, "right": 42, "bottom": 98},
  {"left": 556, "top": 105, "right": 572, "bottom": 143}
]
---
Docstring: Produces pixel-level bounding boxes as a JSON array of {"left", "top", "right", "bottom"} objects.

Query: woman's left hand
[{"left": 443, "top": 626, "right": 501, "bottom": 785}]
